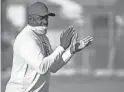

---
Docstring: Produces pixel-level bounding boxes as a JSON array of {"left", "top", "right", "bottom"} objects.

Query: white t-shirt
[{"left": 5, "top": 25, "right": 72, "bottom": 92}]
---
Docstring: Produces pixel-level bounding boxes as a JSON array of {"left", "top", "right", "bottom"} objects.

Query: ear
[
  {"left": 28, "top": 15, "right": 34, "bottom": 21},
  {"left": 28, "top": 15, "right": 35, "bottom": 26}
]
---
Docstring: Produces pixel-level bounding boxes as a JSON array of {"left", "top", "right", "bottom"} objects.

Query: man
[{"left": 5, "top": 2, "right": 93, "bottom": 92}]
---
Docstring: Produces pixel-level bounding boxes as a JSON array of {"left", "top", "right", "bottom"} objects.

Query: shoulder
[{"left": 14, "top": 30, "right": 39, "bottom": 51}]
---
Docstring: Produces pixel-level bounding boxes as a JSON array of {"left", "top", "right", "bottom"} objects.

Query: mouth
[{"left": 40, "top": 23, "right": 48, "bottom": 27}]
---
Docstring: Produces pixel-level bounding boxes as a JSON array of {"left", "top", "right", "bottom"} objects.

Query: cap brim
[{"left": 47, "top": 13, "right": 55, "bottom": 17}]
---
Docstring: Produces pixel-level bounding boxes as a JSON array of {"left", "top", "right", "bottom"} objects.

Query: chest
[{"left": 37, "top": 35, "right": 52, "bottom": 57}]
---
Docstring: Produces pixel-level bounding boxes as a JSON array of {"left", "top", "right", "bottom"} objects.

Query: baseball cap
[{"left": 27, "top": 2, "right": 55, "bottom": 17}]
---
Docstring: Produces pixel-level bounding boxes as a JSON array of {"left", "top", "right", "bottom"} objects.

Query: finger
[
  {"left": 68, "top": 29, "right": 75, "bottom": 40},
  {"left": 68, "top": 26, "right": 74, "bottom": 34},
  {"left": 66, "top": 26, "right": 73, "bottom": 35},
  {"left": 60, "top": 33, "right": 63, "bottom": 38},
  {"left": 62, "top": 30, "right": 66, "bottom": 36},
  {"left": 85, "top": 37, "right": 93, "bottom": 43},
  {"left": 76, "top": 33, "right": 79, "bottom": 41},
  {"left": 66, "top": 26, "right": 74, "bottom": 37},
  {"left": 63, "top": 27, "right": 69, "bottom": 35},
  {"left": 69, "top": 33, "right": 76, "bottom": 50},
  {"left": 71, "top": 32, "right": 75, "bottom": 40},
  {"left": 61, "top": 30, "right": 65, "bottom": 37},
  {"left": 72, "top": 33, "right": 78, "bottom": 44},
  {"left": 74, "top": 33, "right": 78, "bottom": 43},
  {"left": 68, "top": 33, "right": 75, "bottom": 45},
  {"left": 85, "top": 36, "right": 93, "bottom": 42},
  {"left": 85, "top": 41, "right": 92, "bottom": 47},
  {"left": 90, "top": 37, "right": 93, "bottom": 41},
  {"left": 63, "top": 26, "right": 72, "bottom": 38},
  {"left": 63, "top": 30, "right": 66, "bottom": 34},
  {"left": 71, "top": 33, "right": 77, "bottom": 44},
  {"left": 83, "top": 36, "right": 93, "bottom": 43},
  {"left": 68, "top": 28, "right": 75, "bottom": 38},
  {"left": 83, "top": 36, "right": 91, "bottom": 41}
]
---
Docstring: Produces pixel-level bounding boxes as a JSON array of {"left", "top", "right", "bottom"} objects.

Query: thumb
[
  {"left": 60, "top": 31, "right": 64, "bottom": 38},
  {"left": 71, "top": 33, "right": 77, "bottom": 45},
  {"left": 76, "top": 33, "right": 79, "bottom": 41},
  {"left": 69, "top": 33, "right": 76, "bottom": 49}
]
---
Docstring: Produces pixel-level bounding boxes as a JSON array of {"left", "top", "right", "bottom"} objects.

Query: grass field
[{"left": 2, "top": 71, "right": 124, "bottom": 92}]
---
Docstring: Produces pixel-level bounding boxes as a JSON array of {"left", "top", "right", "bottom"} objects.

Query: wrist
[
  {"left": 70, "top": 46, "right": 75, "bottom": 54},
  {"left": 60, "top": 44, "right": 66, "bottom": 50}
]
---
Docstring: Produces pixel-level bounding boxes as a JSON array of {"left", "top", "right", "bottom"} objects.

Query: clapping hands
[
  {"left": 60, "top": 26, "right": 93, "bottom": 54},
  {"left": 60, "top": 26, "right": 75, "bottom": 50},
  {"left": 70, "top": 34, "right": 93, "bottom": 54}
]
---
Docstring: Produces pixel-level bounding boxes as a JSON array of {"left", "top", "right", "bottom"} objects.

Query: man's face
[
  {"left": 28, "top": 14, "right": 49, "bottom": 34},
  {"left": 28, "top": 14, "right": 48, "bottom": 27}
]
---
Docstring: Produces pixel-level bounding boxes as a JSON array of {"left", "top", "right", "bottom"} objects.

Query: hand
[
  {"left": 60, "top": 26, "right": 75, "bottom": 50},
  {"left": 70, "top": 35, "right": 93, "bottom": 54}
]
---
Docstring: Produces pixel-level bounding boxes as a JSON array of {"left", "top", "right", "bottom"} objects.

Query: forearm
[
  {"left": 50, "top": 48, "right": 73, "bottom": 73},
  {"left": 20, "top": 44, "right": 65, "bottom": 75},
  {"left": 38, "top": 46, "right": 65, "bottom": 74}
]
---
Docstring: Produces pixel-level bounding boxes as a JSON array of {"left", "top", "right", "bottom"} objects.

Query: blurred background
[{"left": 1, "top": 0, "right": 124, "bottom": 92}]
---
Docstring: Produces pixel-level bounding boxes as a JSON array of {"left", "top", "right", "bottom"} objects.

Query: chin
[
  {"left": 44, "top": 30, "right": 47, "bottom": 34},
  {"left": 41, "top": 29, "right": 47, "bottom": 34}
]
